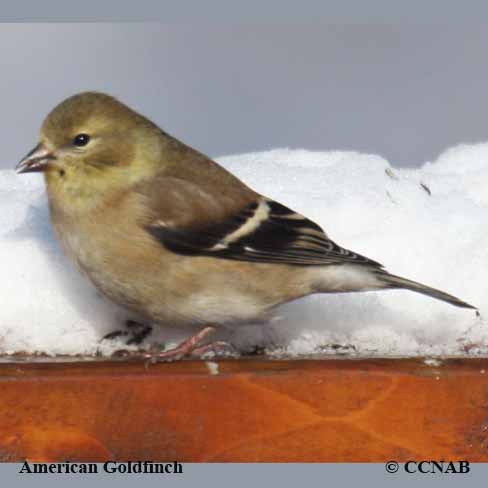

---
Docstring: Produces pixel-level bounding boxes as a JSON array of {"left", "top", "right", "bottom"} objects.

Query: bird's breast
[{"left": 50, "top": 203, "right": 163, "bottom": 312}]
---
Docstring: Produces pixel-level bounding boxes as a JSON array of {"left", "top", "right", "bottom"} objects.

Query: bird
[{"left": 16, "top": 92, "right": 476, "bottom": 360}]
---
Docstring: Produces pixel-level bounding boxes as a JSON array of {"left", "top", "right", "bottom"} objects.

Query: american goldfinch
[{"left": 16, "top": 92, "right": 476, "bottom": 359}]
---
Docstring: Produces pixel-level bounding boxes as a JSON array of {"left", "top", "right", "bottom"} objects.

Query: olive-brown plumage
[{"left": 16, "top": 92, "right": 476, "bottom": 359}]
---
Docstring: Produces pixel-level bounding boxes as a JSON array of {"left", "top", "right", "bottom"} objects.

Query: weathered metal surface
[{"left": 0, "top": 358, "right": 487, "bottom": 462}]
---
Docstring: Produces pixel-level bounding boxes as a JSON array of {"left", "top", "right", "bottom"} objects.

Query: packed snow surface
[{"left": 1, "top": 144, "right": 487, "bottom": 357}]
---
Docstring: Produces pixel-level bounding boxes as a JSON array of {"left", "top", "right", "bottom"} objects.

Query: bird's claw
[{"left": 143, "top": 326, "right": 236, "bottom": 363}]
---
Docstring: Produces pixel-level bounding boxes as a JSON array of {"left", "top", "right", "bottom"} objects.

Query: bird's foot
[
  {"left": 143, "top": 326, "right": 236, "bottom": 363},
  {"left": 101, "top": 320, "right": 153, "bottom": 346}
]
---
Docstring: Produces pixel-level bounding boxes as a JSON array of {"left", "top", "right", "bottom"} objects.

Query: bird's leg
[
  {"left": 144, "top": 326, "right": 234, "bottom": 362},
  {"left": 146, "top": 326, "right": 216, "bottom": 362}
]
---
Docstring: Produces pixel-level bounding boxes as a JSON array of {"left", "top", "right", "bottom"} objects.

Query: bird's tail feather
[{"left": 377, "top": 271, "right": 476, "bottom": 309}]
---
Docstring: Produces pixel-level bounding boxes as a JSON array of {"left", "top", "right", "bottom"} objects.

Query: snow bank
[{"left": 1, "top": 144, "right": 486, "bottom": 357}]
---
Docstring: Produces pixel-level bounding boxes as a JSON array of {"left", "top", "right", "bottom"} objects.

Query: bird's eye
[{"left": 73, "top": 134, "right": 90, "bottom": 147}]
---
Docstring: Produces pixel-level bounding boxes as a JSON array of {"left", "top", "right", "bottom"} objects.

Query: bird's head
[{"left": 16, "top": 92, "right": 165, "bottom": 195}]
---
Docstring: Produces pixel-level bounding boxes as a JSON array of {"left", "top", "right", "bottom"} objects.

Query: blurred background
[{"left": 2, "top": 23, "right": 488, "bottom": 168}]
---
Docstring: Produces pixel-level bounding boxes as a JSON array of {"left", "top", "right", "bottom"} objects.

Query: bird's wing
[{"left": 140, "top": 176, "right": 383, "bottom": 268}]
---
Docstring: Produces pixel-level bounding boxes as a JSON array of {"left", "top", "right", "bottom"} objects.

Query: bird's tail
[{"left": 377, "top": 271, "right": 476, "bottom": 309}]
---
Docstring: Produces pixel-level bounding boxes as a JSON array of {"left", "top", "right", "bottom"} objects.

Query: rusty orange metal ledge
[{"left": 0, "top": 357, "right": 487, "bottom": 462}]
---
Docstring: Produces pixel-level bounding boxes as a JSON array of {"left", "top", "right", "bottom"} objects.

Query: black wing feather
[{"left": 146, "top": 199, "right": 383, "bottom": 268}]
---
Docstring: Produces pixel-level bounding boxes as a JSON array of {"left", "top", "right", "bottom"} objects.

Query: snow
[{"left": 1, "top": 143, "right": 487, "bottom": 357}]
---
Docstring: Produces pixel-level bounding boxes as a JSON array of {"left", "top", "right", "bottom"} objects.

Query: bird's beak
[{"left": 16, "top": 143, "right": 57, "bottom": 174}]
